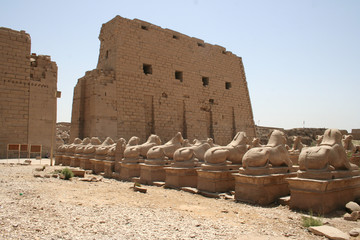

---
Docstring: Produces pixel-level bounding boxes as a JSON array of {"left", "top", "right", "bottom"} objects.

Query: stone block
[
  {"left": 103, "top": 161, "right": 115, "bottom": 178},
  {"left": 120, "top": 162, "right": 141, "bottom": 181},
  {"left": 54, "top": 155, "right": 62, "bottom": 165},
  {"left": 234, "top": 172, "right": 296, "bottom": 205},
  {"left": 62, "top": 155, "right": 71, "bottom": 166},
  {"left": 90, "top": 159, "right": 105, "bottom": 174},
  {"left": 70, "top": 169, "right": 85, "bottom": 178},
  {"left": 164, "top": 167, "right": 198, "bottom": 189},
  {"left": 196, "top": 170, "right": 234, "bottom": 193},
  {"left": 139, "top": 163, "right": 166, "bottom": 185},
  {"left": 79, "top": 157, "right": 92, "bottom": 170},
  {"left": 287, "top": 176, "right": 360, "bottom": 214}
]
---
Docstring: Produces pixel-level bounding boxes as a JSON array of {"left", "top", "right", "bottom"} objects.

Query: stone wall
[
  {"left": 0, "top": 27, "right": 58, "bottom": 158},
  {"left": 70, "top": 16, "right": 255, "bottom": 145}
]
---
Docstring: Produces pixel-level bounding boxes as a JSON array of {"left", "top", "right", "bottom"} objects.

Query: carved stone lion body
[
  {"left": 242, "top": 130, "right": 292, "bottom": 168},
  {"left": 147, "top": 132, "right": 184, "bottom": 159},
  {"left": 204, "top": 132, "right": 248, "bottom": 164},
  {"left": 299, "top": 129, "right": 354, "bottom": 171}
]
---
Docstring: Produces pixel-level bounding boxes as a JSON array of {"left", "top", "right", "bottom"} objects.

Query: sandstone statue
[
  {"left": 242, "top": 130, "right": 292, "bottom": 168},
  {"left": 83, "top": 137, "right": 102, "bottom": 155},
  {"left": 95, "top": 137, "right": 115, "bottom": 156},
  {"left": 203, "top": 132, "right": 249, "bottom": 165},
  {"left": 126, "top": 136, "right": 140, "bottom": 147},
  {"left": 123, "top": 134, "right": 161, "bottom": 159},
  {"left": 146, "top": 132, "right": 184, "bottom": 160},
  {"left": 342, "top": 135, "right": 355, "bottom": 152},
  {"left": 289, "top": 136, "right": 306, "bottom": 154},
  {"left": 109, "top": 138, "right": 126, "bottom": 161},
  {"left": 74, "top": 137, "right": 91, "bottom": 154},
  {"left": 249, "top": 137, "right": 262, "bottom": 149},
  {"left": 172, "top": 138, "right": 214, "bottom": 166},
  {"left": 299, "top": 129, "right": 356, "bottom": 171},
  {"left": 316, "top": 135, "right": 323, "bottom": 146},
  {"left": 65, "top": 138, "right": 83, "bottom": 155}
]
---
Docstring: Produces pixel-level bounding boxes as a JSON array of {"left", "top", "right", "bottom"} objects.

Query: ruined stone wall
[
  {"left": 71, "top": 69, "right": 117, "bottom": 141},
  {"left": 71, "top": 16, "right": 255, "bottom": 145},
  {"left": 0, "top": 27, "right": 58, "bottom": 158}
]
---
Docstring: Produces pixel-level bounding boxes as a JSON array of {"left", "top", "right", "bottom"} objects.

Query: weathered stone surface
[
  {"left": 345, "top": 201, "right": 360, "bottom": 213},
  {"left": 309, "top": 225, "right": 349, "bottom": 240},
  {"left": 349, "top": 228, "right": 360, "bottom": 237}
]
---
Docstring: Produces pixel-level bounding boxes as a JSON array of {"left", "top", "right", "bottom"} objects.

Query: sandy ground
[{"left": 0, "top": 162, "right": 359, "bottom": 240}]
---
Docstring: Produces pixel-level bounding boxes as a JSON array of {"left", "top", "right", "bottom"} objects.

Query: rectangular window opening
[
  {"left": 173, "top": 35, "right": 179, "bottom": 40},
  {"left": 141, "top": 25, "right": 149, "bottom": 30},
  {"left": 175, "top": 71, "right": 183, "bottom": 82},
  {"left": 143, "top": 64, "right": 152, "bottom": 75},
  {"left": 225, "top": 82, "right": 232, "bottom": 90},
  {"left": 197, "top": 42, "right": 205, "bottom": 47},
  {"left": 202, "top": 77, "right": 209, "bottom": 87}
]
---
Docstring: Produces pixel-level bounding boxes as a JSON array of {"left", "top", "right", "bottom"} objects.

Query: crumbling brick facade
[
  {"left": 70, "top": 16, "right": 255, "bottom": 145},
  {"left": 0, "top": 27, "right": 58, "bottom": 158}
]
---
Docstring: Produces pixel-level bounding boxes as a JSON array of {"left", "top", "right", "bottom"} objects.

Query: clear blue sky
[{"left": 1, "top": 0, "right": 359, "bottom": 131}]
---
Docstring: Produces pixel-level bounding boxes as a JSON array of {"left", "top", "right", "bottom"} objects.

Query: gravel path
[{"left": 0, "top": 163, "right": 358, "bottom": 239}]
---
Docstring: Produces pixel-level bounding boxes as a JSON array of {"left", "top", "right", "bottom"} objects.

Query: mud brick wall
[
  {"left": 0, "top": 27, "right": 58, "bottom": 158},
  {"left": 71, "top": 16, "right": 255, "bottom": 145}
]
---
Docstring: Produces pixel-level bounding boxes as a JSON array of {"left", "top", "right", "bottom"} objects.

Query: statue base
[
  {"left": 103, "top": 161, "right": 115, "bottom": 178},
  {"left": 70, "top": 156, "right": 81, "bottom": 167},
  {"left": 164, "top": 167, "right": 198, "bottom": 189},
  {"left": 79, "top": 157, "right": 92, "bottom": 170},
  {"left": 114, "top": 160, "right": 122, "bottom": 173},
  {"left": 196, "top": 169, "right": 235, "bottom": 193},
  {"left": 62, "top": 155, "right": 71, "bottom": 166},
  {"left": 90, "top": 159, "right": 105, "bottom": 174},
  {"left": 287, "top": 175, "right": 360, "bottom": 214},
  {"left": 139, "top": 163, "right": 166, "bottom": 185},
  {"left": 54, "top": 155, "right": 62, "bottom": 165},
  {"left": 120, "top": 162, "right": 142, "bottom": 181},
  {"left": 234, "top": 172, "right": 297, "bottom": 205}
]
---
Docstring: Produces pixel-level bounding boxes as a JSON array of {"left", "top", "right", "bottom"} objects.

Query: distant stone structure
[
  {"left": 352, "top": 129, "right": 360, "bottom": 140},
  {"left": 0, "top": 27, "right": 59, "bottom": 158},
  {"left": 70, "top": 16, "right": 255, "bottom": 145}
]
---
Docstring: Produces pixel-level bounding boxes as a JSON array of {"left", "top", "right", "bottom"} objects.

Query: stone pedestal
[
  {"left": 165, "top": 167, "right": 198, "bottom": 188},
  {"left": 140, "top": 163, "right": 166, "bottom": 185},
  {"left": 103, "top": 161, "right": 115, "bottom": 178},
  {"left": 114, "top": 160, "right": 122, "bottom": 173},
  {"left": 234, "top": 172, "right": 297, "bottom": 205},
  {"left": 54, "top": 155, "right": 62, "bottom": 165},
  {"left": 90, "top": 159, "right": 105, "bottom": 174},
  {"left": 69, "top": 156, "right": 77, "bottom": 167},
  {"left": 79, "top": 157, "right": 92, "bottom": 170},
  {"left": 120, "top": 163, "right": 141, "bottom": 181},
  {"left": 287, "top": 175, "right": 360, "bottom": 214},
  {"left": 197, "top": 170, "right": 235, "bottom": 193},
  {"left": 62, "top": 155, "right": 71, "bottom": 166}
]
